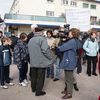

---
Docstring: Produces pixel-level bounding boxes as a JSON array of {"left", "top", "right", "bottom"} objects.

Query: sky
[{"left": 0, "top": 0, "right": 14, "bottom": 18}]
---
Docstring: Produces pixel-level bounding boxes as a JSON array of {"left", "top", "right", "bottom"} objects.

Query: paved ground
[{"left": 0, "top": 64, "right": 100, "bottom": 100}]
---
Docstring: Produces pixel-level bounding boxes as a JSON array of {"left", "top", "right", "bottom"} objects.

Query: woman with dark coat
[
  {"left": 13, "top": 33, "right": 29, "bottom": 87},
  {"left": 57, "top": 28, "right": 80, "bottom": 99}
]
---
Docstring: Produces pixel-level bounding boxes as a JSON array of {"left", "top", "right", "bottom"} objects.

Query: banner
[{"left": 66, "top": 9, "right": 90, "bottom": 32}]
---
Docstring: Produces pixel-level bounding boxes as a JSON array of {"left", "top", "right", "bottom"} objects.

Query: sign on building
[{"left": 66, "top": 9, "right": 90, "bottom": 32}]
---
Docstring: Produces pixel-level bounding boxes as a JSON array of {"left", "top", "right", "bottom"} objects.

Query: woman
[
  {"left": 13, "top": 33, "right": 29, "bottom": 86},
  {"left": 83, "top": 29, "right": 99, "bottom": 76},
  {"left": 57, "top": 28, "right": 80, "bottom": 99},
  {"left": 46, "top": 30, "right": 55, "bottom": 78}
]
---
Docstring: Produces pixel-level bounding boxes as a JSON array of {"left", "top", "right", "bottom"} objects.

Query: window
[
  {"left": 83, "top": 3, "right": 89, "bottom": 8},
  {"left": 47, "top": 0, "right": 54, "bottom": 2},
  {"left": 70, "top": 1, "right": 77, "bottom": 6},
  {"left": 90, "top": 4, "right": 96, "bottom": 9},
  {"left": 46, "top": 11, "right": 54, "bottom": 16},
  {"left": 90, "top": 16, "right": 97, "bottom": 25},
  {"left": 62, "top": 0, "right": 68, "bottom": 5}
]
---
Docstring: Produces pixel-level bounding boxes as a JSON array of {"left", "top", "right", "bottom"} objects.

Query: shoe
[
  {"left": 53, "top": 78, "right": 59, "bottom": 81},
  {"left": 62, "top": 94, "right": 72, "bottom": 99},
  {"left": 23, "top": 79, "right": 28, "bottom": 84},
  {"left": 61, "top": 90, "right": 67, "bottom": 94},
  {"left": 1, "top": 85, "right": 8, "bottom": 89},
  {"left": 92, "top": 73, "right": 98, "bottom": 76},
  {"left": 35, "top": 91, "right": 46, "bottom": 96},
  {"left": 88, "top": 74, "right": 91, "bottom": 77},
  {"left": 8, "top": 82, "right": 15, "bottom": 86},
  {"left": 73, "top": 84, "right": 79, "bottom": 91},
  {"left": 19, "top": 82, "right": 27, "bottom": 87}
]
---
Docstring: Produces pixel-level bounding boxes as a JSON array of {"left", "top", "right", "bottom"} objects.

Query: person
[
  {"left": 10, "top": 31, "right": 18, "bottom": 52},
  {"left": 28, "top": 26, "right": 52, "bottom": 96},
  {"left": 0, "top": 31, "right": 3, "bottom": 80},
  {"left": 52, "top": 29, "right": 62, "bottom": 81},
  {"left": 82, "top": 32, "right": 89, "bottom": 65},
  {"left": 27, "top": 24, "right": 38, "bottom": 79},
  {"left": 57, "top": 28, "right": 80, "bottom": 99},
  {"left": 96, "top": 31, "right": 100, "bottom": 75},
  {"left": 83, "top": 29, "right": 99, "bottom": 76},
  {"left": 46, "top": 30, "right": 55, "bottom": 78},
  {"left": 13, "top": 33, "right": 29, "bottom": 87},
  {"left": 0, "top": 37, "right": 14, "bottom": 89},
  {"left": 9, "top": 31, "right": 18, "bottom": 81},
  {"left": 27, "top": 24, "right": 37, "bottom": 43}
]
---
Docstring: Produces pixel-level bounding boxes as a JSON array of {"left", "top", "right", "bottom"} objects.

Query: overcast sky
[{"left": 0, "top": 0, "right": 14, "bottom": 18}]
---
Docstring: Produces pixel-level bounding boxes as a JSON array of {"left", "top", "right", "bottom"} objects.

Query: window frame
[{"left": 46, "top": 11, "right": 54, "bottom": 17}]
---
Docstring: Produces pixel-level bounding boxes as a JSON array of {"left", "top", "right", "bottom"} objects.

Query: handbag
[{"left": 2, "top": 49, "right": 11, "bottom": 66}]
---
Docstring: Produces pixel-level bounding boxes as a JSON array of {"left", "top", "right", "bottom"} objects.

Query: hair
[
  {"left": 46, "top": 30, "right": 53, "bottom": 37},
  {"left": 69, "top": 28, "right": 80, "bottom": 38},
  {"left": 31, "top": 24, "right": 38, "bottom": 29},
  {"left": 88, "top": 28, "right": 97, "bottom": 36},
  {"left": 19, "top": 33, "right": 27, "bottom": 40},
  {"left": 1, "top": 37, "right": 11, "bottom": 44},
  {"left": 0, "top": 31, "right": 3, "bottom": 34}
]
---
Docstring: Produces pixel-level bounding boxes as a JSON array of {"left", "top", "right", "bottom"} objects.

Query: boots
[
  {"left": 62, "top": 93, "right": 72, "bottom": 99},
  {"left": 73, "top": 83, "right": 79, "bottom": 91}
]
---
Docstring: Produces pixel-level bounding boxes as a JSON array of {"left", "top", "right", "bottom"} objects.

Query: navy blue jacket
[
  {"left": 0, "top": 45, "right": 11, "bottom": 67},
  {"left": 0, "top": 45, "right": 4, "bottom": 66}
]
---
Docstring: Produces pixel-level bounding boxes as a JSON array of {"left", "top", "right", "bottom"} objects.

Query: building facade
[{"left": 4, "top": 0, "right": 100, "bottom": 34}]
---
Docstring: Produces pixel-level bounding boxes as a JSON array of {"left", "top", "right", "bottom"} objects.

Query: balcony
[
  {"left": 91, "top": 20, "right": 100, "bottom": 25},
  {"left": 4, "top": 14, "right": 65, "bottom": 23}
]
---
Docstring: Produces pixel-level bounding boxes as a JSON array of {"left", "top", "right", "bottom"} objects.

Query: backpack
[{"left": 2, "top": 49, "right": 11, "bottom": 66}]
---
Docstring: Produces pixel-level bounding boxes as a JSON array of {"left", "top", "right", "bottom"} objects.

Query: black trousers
[
  {"left": 30, "top": 67, "right": 46, "bottom": 94},
  {"left": 77, "top": 57, "right": 82, "bottom": 74},
  {"left": 18, "top": 61, "right": 28, "bottom": 83},
  {"left": 0, "top": 66, "right": 10, "bottom": 85},
  {"left": 86, "top": 55, "right": 97, "bottom": 75}
]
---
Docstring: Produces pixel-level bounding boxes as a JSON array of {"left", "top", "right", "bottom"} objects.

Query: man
[
  {"left": 28, "top": 25, "right": 52, "bottom": 96},
  {"left": 27, "top": 24, "right": 37, "bottom": 43}
]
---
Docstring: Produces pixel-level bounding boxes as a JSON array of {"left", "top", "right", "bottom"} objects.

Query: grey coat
[{"left": 28, "top": 33, "right": 52, "bottom": 68}]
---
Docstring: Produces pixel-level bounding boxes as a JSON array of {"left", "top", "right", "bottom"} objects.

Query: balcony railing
[
  {"left": 91, "top": 21, "right": 100, "bottom": 25},
  {"left": 4, "top": 14, "right": 65, "bottom": 22}
]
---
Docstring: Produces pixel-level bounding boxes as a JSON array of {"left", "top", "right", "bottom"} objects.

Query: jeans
[
  {"left": 54, "top": 57, "right": 62, "bottom": 79},
  {"left": 46, "top": 65, "right": 54, "bottom": 77}
]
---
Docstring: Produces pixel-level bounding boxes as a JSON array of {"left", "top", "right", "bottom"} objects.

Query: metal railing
[{"left": 4, "top": 14, "right": 65, "bottom": 22}]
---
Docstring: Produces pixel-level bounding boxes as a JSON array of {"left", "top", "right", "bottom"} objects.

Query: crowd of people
[{"left": 0, "top": 24, "right": 100, "bottom": 99}]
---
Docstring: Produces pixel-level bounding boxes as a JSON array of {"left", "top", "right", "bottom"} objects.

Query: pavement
[{"left": 0, "top": 64, "right": 100, "bottom": 100}]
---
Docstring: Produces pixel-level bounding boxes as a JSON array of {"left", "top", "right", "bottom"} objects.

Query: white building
[{"left": 4, "top": 0, "right": 100, "bottom": 34}]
